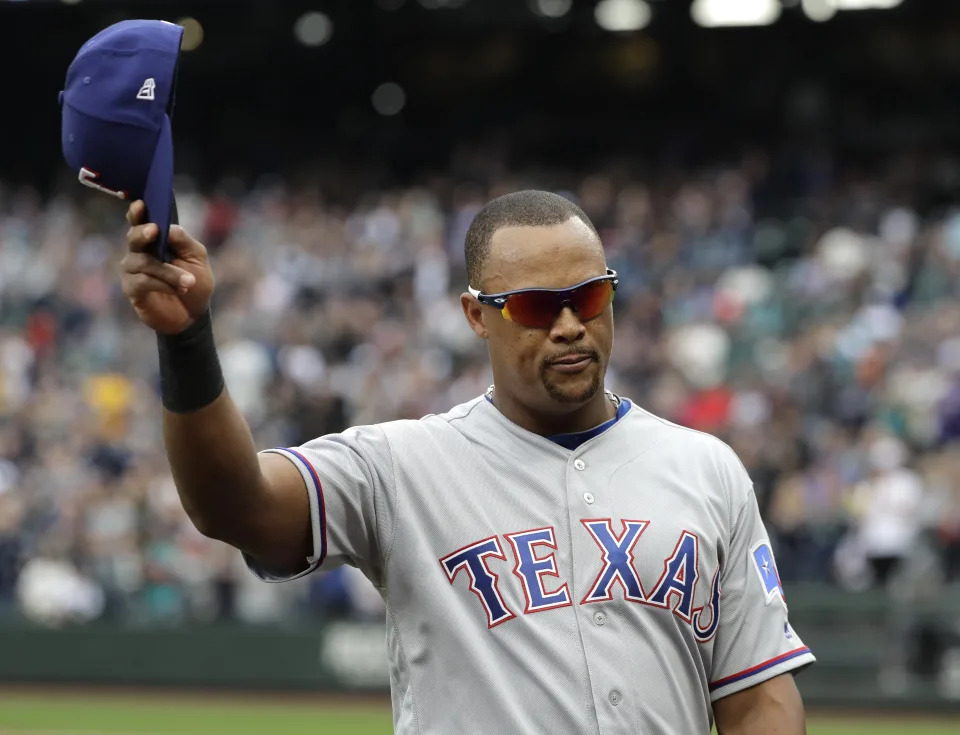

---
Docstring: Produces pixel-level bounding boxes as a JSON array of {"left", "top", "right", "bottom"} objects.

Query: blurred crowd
[{"left": 2, "top": 145, "right": 960, "bottom": 628}]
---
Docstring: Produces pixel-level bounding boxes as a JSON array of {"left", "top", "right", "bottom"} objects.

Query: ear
[{"left": 461, "top": 292, "right": 489, "bottom": 339}]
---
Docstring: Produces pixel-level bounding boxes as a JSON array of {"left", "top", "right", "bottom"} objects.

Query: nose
[{"left": 549, "top": 305, "right": 586, "bottom": 343}]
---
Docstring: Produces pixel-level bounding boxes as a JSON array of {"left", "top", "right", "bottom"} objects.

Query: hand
[{"left": 120, "top": 200, "right": 216, "bottom": 335}]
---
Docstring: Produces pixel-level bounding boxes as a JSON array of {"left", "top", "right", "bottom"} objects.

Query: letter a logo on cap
[{"left": 137, "top": 78, "right": 156, "bottom": 101}]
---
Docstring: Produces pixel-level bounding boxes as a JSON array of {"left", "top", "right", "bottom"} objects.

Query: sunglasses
[{"left": 468, "top": 269, "right": 618, "bottom": 329}]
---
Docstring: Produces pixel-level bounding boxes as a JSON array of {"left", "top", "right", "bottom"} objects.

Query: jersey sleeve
[
  {"left": 242, "top": 424, "right": 396, "bottom": 588},
  {"left": 709, "top": 458, "right": 816, "bottom": 701}
]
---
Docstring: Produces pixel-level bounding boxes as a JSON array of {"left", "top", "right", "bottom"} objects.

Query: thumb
[{"left": 166, "top": 225, "right": 208, "bottom": 261}]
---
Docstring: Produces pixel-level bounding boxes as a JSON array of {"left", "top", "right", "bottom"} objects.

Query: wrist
[{"left": 157, "top": 309, "right": 225, "bottom": 413}]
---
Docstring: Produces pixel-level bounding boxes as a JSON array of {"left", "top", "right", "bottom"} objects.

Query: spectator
[{"left": 838, "top": 435, "right": 928, "bottom": 589}]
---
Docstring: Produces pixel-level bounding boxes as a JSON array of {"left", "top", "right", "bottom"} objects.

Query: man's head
[{"left": 461, "top": 190, "right": 615, "bottom": 428}]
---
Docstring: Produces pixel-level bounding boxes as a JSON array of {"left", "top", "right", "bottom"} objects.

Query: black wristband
[{"left": 157, "top": 309, "right": 225, "bottom": 413}]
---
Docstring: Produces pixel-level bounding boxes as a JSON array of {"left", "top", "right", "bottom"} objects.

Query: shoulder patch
[{"left": 751, "top": 541, "right": 786, "bottom": 607}]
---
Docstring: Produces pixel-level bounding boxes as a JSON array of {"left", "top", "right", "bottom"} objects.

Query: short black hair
[{"left": 464, "top": 189, "right": 599, "bottom": 289}]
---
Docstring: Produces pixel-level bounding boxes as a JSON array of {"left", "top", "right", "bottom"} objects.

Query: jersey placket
[{"left": 566, "top": 448, "right": 635, "bottom": 734}]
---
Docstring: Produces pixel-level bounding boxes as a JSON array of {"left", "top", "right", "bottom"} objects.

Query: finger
[
  {"left": 125, "top": 200, "right": 146, "bottom": 226},
  {"left": 166, "top": 225, "right": 208, "bottom": 260},
  {"left": 120, "top": 253, "right": 196, "bottom": 290},
  {"left": 121, "top": 272, "right": 179, "bottom": 299},
  {"left": 126, "top": 223, "right": 159, "bottom": 253}
]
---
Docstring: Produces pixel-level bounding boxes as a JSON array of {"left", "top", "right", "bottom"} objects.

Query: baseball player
[{"left": 121, "top": 189, "right": 814, "bottom": 734}]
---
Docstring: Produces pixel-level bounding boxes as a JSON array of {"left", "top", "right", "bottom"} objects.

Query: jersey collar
[{"left": 482, "top": 388, "right": 631, "bottom": 451}]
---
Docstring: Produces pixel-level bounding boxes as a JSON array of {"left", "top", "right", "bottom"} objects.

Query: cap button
[{"left": 83, "top": 76, "right": 91, "bottom": 85}]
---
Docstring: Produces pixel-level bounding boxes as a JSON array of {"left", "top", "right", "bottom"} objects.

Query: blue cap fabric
[{"left": 60, "top": 20, "right": 184, "bottom": 262}]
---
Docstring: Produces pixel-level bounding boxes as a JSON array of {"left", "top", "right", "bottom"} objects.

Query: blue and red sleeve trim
[
  {"left": 710, "top": 646, "right": 812, "bottom": 692},
  {"left": 278, "top": 447, "right": 328, "bottom": 567}
]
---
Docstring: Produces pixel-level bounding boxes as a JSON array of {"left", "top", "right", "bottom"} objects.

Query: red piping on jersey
[{"left": 709, "top": 645, "right": 811, "bottom": 691}]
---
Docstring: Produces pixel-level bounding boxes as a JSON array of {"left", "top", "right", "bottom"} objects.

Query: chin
[{"left": 543, "top": 371, "right": 603, "bottom": 405}]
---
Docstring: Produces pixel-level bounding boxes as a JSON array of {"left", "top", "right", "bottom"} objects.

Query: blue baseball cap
[{"left": 60, "top": 20, "right": 184, "bottom": 262}]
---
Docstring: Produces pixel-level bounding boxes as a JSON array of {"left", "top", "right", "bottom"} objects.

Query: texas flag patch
[{"left": 751, "top": 541, "right": 786, "bottom": 607}]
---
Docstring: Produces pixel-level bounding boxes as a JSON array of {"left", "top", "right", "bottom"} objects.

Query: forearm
[
  {"left": 157, "top": 310, "right": 270, "bottom": 547},
  {"left": 120, "top": 210, "right": 308, "bottom": 566}
]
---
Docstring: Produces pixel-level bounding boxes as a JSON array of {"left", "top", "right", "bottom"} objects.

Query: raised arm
[{"left": 121, "top": 200, "right": 311, "bottom": 575}]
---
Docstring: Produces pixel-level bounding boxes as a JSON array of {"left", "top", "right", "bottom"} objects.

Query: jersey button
[
  {"left": 593, "top": 611, "right": 606, "bottom": 626},
  {"left": 609, "top": 690, "right": 622, "bottom": 706},
  {"left": 574, "top": 459, "right": 586, "bottom": 471},
  {"left": 583, "top": 492, "right": 595, "bottom": 504}
]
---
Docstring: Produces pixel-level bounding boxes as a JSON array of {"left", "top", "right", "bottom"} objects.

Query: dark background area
[{"left": 4, "top": 0, "right": 960, "bottom": 202}]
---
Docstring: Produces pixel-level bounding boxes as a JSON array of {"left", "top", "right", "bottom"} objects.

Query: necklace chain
[{"left": 485, "top": 385, "right": 621, "bottom": 407}]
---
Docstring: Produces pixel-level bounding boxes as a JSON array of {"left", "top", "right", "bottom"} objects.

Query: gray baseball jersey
[{"left": 245, "top": 393, "right": 815, "bottom": 734}]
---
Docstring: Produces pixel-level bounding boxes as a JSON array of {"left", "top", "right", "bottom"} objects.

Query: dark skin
[
  {"left": 459, "top": 217, "right": 617, "bottom": 435},
  {"left": 121, "top": 204, "right": 805, "bottom": 733},
  {"left": 120, "top": 201, "right": 309, "bottom": 574},
  {"left": 713, "top": 673, "right": 807, "bottom": 735}
]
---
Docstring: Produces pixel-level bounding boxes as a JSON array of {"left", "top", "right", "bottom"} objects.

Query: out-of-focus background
[{"left": 2, "top": 0, "right": 960, "bottom": 732}]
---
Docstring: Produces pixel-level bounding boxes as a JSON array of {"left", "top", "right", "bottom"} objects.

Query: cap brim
[{"left": 142, "top": 114, "right": 175, "bottom": 263}]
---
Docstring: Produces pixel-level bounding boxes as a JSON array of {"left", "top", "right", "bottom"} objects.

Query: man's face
[{"left": 463, "top": 217, "right": 614, "bottom": 414}]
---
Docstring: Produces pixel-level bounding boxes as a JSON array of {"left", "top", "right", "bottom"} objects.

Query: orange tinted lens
[
  {"left": 503, "top": 279, "right": 613, "bottom": 328},
  {"left": 502, "top": 290, "right": 559, "bottom": 328},
  {"left": 571, "top": 279, "right": 615, "bottom": 320}
]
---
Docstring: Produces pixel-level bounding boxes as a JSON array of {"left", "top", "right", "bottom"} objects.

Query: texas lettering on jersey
[{"left": 440, "top": 519, "right": 729, "bottom": 639}]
